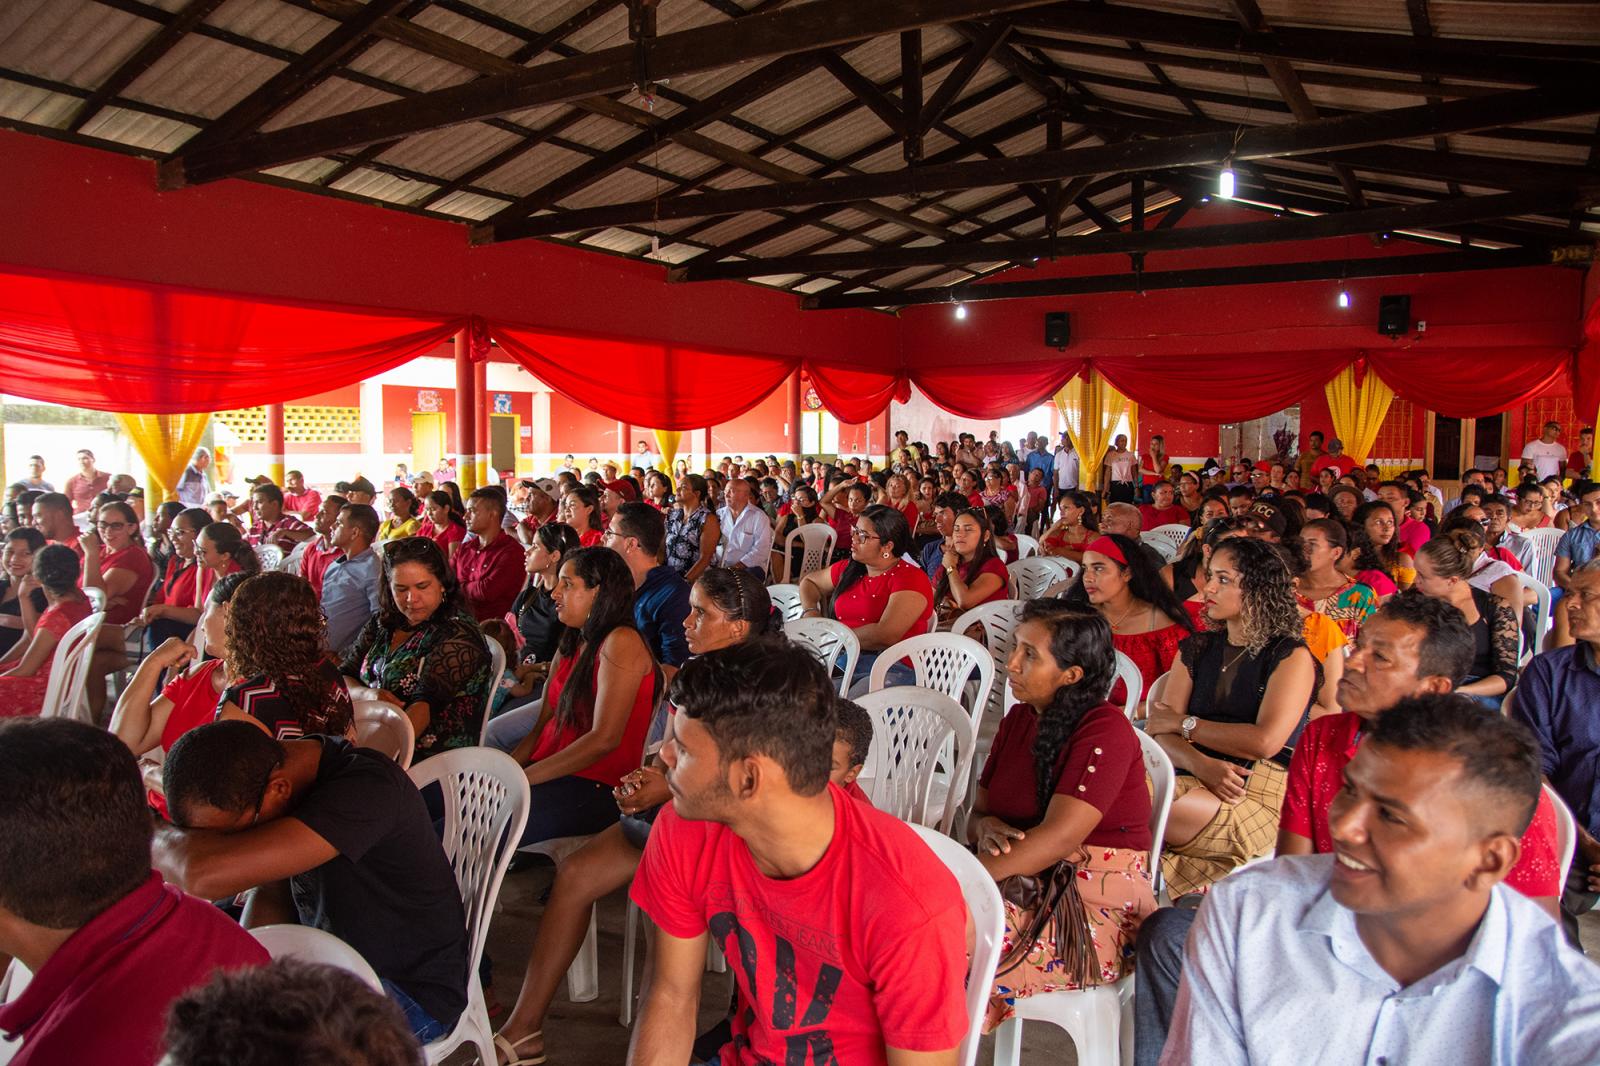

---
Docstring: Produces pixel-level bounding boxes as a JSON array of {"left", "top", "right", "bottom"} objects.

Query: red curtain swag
[{"left": 0, "top": 262, "right": 1589, "bottom": 427}]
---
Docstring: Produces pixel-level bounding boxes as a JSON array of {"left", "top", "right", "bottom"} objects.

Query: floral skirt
[{"left": 984, "top": 846, "right": 1156, "bottom": 1031}]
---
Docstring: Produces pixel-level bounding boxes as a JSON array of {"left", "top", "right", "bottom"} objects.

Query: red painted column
[
  {"left": 701, "top": 426, "right": 713, "bottom": 471},
  {"left": 475, "top": 357, "right": 490, "bottom": 487},
  {"left": 265, "top": 403, "right": 286, "bottom": 485},
  {"left": 453, "top": 330, "right": 477, "bottom": 493},
  {"left": 786, "top": 372, "right": 802, "bottom": 461},
  {"left": 616, "top": 421, "right": 629, "bottom": 468}
]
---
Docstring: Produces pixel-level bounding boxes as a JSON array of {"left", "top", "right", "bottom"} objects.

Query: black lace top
[
  {"left": 1177, "top": 630, "right": 1319, "bottom": 769},
  {"left": 341, "top": 607, "right": 491, "bottom": 759}
]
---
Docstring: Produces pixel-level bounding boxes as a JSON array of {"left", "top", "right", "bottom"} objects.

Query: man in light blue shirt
[
  {"left": 716, "top": 476, "right": 774, "bottom": 578},
  {"left": 1162, "top": 694, "right": 1600, "bottom": 1066},
  {"left": 320, "top": 503, "right": 381, "bottom": 655}
]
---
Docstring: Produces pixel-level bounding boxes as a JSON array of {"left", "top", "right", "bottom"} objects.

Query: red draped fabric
[
  {"left": 805, "top": 362, "right": 909, "bottom": 423},
  {"left": 1091, "top": 351, "right": 1350, "bottom": 422},
  {"left": 1369, "top": 347, "right": 1573, "bottom": 418},
  {"left": 0, "top": 264, "right": 461, "bottom": 413},
  {"left": 914, "top": 359, "right": 1088, "bottom": 419},
  {"left": 488, "top": 321, "right": 797, "bottom": 429}
]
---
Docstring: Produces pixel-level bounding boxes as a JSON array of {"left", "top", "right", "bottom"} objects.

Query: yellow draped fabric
[
  {"left": 1054, "top": 371, "right": 1132, "bottom": 496},
  {"left": 1324, "top": 365, "right": 1394, "bottom": 465},
  {"left": 116, "top": 413, "right": 210, "bottom": 504},
  {"left": 653, "top": 430, "right": 682, "bottom": 486}
]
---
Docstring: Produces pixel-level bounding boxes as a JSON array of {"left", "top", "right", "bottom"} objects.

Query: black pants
[{"left": 1108, "top": 481, "right": 1137, "bottom": 504}]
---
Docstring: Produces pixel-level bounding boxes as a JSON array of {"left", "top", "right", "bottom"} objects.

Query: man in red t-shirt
[
  {"left": 629, "top": 643, "right": 970, "bottom": 1066},
  {"left": 1309, "top": 437, "right": 1359, "bottom": 478},
  {"left": 0, "top": 719, "right": 266, "bottom": 1066}
]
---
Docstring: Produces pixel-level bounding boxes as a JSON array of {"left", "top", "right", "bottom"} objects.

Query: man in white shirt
[
  {"left": 1053, "top": 434, "right": 1080, "bottom": 502},
  {"left": 1522, "top": 421, "right": 1569, "bottom": 482},
  {"left": 716, "top": 476, "right": 774, "bottom": 578},
  {"left": 1160, "top": 694, "right": 1600, "bottom": 1066}
]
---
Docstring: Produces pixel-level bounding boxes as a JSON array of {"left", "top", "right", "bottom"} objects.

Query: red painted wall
[
  {"left": 549, "top": 395, "right": 621, "bottom": 457},
  {"left": 382, "top": 384, "right": 455, "bottom": 454},
  {"left": 713, "top": 389, "right": 791, "bottom": 455}
]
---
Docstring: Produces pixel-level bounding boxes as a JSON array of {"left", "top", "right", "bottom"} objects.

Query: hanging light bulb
[
  {"left": 954, "top": 302, "right": 968, "bottom": 320},
  {"left": 1218, "top": 163, "right": 1235, "bottom": 200},
  {"left": 1337, "top": 289, "right": 1351, "bottom": 309}
]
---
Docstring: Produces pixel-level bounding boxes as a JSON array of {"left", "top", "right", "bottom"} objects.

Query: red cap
[{"left": 604, "top": 479, "right": 638, "bottom": 502}]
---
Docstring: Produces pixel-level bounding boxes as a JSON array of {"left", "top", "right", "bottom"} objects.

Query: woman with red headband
[{"left": 1064, "top": 532, "right": 1194, "bottom": 713}]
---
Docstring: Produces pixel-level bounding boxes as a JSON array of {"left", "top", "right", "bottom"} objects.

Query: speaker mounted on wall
[
  {"left": 1044, "top": 311, "right": 1071, "bottom": 350},
  {"left": 1378, "top": 295, "right": 1411, "bottom": 337}
]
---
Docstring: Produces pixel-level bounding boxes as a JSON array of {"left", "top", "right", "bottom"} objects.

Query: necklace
[
  {"left": 1218, "top": 642, "right": 1248, "bottom": 679},
  {"left": 1105, "top": 598, "right": 1145, "bottom": 632}
]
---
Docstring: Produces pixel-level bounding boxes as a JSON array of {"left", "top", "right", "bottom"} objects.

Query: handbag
[{"left": 994, "top": 854, "right": 1100, "bottom": 986}]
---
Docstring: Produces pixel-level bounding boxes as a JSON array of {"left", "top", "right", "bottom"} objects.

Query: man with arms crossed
[{"left": 628, "top": 642, "right": 970, "bottom": 1066}]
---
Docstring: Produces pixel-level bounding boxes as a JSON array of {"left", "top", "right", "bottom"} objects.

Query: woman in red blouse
[
  {"left": 141, "top": 507, "right": 211, "bottom": 648},
  {"left": 415, "top": 489, "right": 467, "bottom": 562},
  {"left": 82, "top": 501, "right": 157, "bottom": 720},
  {"left": 1070, "top": 533, "right": 1195, "bottom": 714},
  {"left": 934, "top": 507, "right": 1010, "bottom": 629},
  {"left": 969, "top": 601, "right": 1155, "bottom": 1030},
  {"left": 559, "top": 485, "right": 606, "bottom": 548},
  {"left": 796, "top": 504, "right": 932, "bottom": 695}
]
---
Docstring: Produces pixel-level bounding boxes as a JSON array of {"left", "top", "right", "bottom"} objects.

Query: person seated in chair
[
  {"left": 0, "top": 719, "right": 266, "bottom": 1066},
  {"left": 154, "top": 719, "right": 470, "bottom": 1044},
  {"left": 1159, "top": 695, "right": 1600, "bottom": 1065},
  {"left": 627, "top": 641, "right": 970, "bottom": 1066}
]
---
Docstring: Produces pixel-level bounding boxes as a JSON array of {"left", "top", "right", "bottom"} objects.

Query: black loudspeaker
[
  {"left": 1378, "top": 295, "right": 1410, "bottom": 336},
  {"left": 1044, "top": 311, "right": 1071, "bottom": 350}
]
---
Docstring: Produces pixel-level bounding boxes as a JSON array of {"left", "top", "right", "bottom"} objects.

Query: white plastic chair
[
  {"left": 1112, "top": 649, "right": 1143, "bottom": 720},
  {"left": 1144, "top": 523, "right": 1191, "bottom": 558},
  {"left": 1008, "top": 557, "right": 1068, "bottom": 600},
  {"left": 868, "top": 632, "right": 995, "bottom": 731},
  {"left": 907, "top": 824, "right": 1005, "bottom": 1066},
  {"left": 1515, "top": 570, "right": 1553, "bottom": 665},
  {"left": 253, "top": 543, "right": 284, "bottom": 570},
  {"left": 854, "top": 686, "right": 975, "bottom": 833},
  {"left": 353, "top": 699, "right": 415, "bottom": 769},
  {"left": 480, "top": 633, "right": 506, "bottom": 744},
  {"left": 779, "top": 522, "right": 836, "bottom": 584},
  {"left": 1546, "top": 783, "right": 1577, "bottom": 889},
  {"left": 993, "top": 729, "right": 1176, "bottom": 1066},
  {"left": 784, "top": 616, "right": 860, "bottom": 697},
  {"left": 1139, "top": 530, "right": 1179, "bottom": 562},
  {"left": 950, "top": 599, "right": 1025, "bottom": 754},
  {"left": 767, "top": 583, "right": 804, "bottom": 622},
  {"left": 1521, "top": 527, "right": 1564, "bottom": 587},
  {"left": 407, "top": 748, "right": 531, "bottom": 1066},
  {"left": 1148, "top": 669, "right": 1172, "bottom": 711},
  {"left": 40, "top": 611, "right": 105, "bottom": 721},
  {"left": 84, "top": 587, "right": 106, "bottom": 612},
  {"left": 250, "top": 924, "right": 384, "bottom": 991},
  {"left": 1013, "top": 533, "right": 1041, "bottom": 559}
]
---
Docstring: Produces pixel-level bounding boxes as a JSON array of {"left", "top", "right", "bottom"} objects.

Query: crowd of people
[{"left": 1, "top": 421, "right": 1599, "bottom": 1066}]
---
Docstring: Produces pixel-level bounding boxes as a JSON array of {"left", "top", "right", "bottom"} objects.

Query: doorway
[{"left": 411, "top": 412, "right": 446, "bottom": 477}]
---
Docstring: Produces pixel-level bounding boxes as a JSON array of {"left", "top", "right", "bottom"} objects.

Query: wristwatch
[{"left": 1180, "top": 715, "right": 1199, "bottom": 742}]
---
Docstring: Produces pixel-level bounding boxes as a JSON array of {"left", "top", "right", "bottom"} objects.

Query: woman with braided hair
[
  {"left": 966, "top": 601, "right": 1155, "bottom": 1031},
  {"left": 1145, "top": 535, "right": 1319, "bottom": 896}
]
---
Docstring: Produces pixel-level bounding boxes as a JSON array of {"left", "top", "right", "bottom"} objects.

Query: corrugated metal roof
[{"left": 0, "top": 0, "right": 1591, "bottom": 298}]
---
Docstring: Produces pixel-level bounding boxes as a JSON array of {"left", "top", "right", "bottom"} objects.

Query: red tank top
[{"left": 527, "top": 641, "right": 655, "bottom": 787}]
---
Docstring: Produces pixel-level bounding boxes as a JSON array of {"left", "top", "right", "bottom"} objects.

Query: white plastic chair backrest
[
  {"left": 782, "top": 522, "right": 836, "bottom": 584},
  {"left": 1043, "top": 556, "right": 1080, "bottom": 585},
  {"left": 767, "top": 583, "right": 804, "bottom": 622},
  {"left": 1148, "top": 670, "right": 1172, "bottom": 711},
  {"left": 41, "top": 611, "right": 105, "bottom": 721},
  {"left": 906, "top": 824, "right": 1004, "bottom": 1066},
  {"left": 1147, "top": 523, "right": 1192, "bottom": 555},
  {"left": 1012, "top": 533, "right": 1040, "bottom": 559},
  {"left": 1521, "top": 527, "right": 1564, "bottom": 586},
  {"left": 250, "top": 924, "right": 383, "bottom": 991},
  {"left": 1546, "top": 783, "right": 1577, "bottom": 889},
  {"left": 1137, "top": 729, "right": 1178, "bottom": 880},
  {"left": 83, "top": 587, "right": 106, "bottom": 613},
  {"left": 1139, "top": 530, "right": 1179, "bottom": 562},
  {"left": 353, "top": 699, "right": 415, "bottom": 769},
  {"left": 408, "top": 748, "right": 531, "bottom": 991},
  {"left": 868, "top": 632, "right": 995, "bottom": 729},
  {"left": 1008, "top": 557, "right": 1065, "bottom": 600},
  {"left": 1112, "top": 649, "right": 1142, "bottom": 719},
  {"left": 254, "top": 543, "right": 284, "bottom": 571},
  {"left": 480, "top": 633, "right": 506, "bottom": 744},
  {"left": 1515, "top": 571, "right": 1553, "bottom": 664},
  {"left": 855, "top": 686, "right": 974, "bottom": 832},
  {"left": 784, "top": 616, "right": 860, "bottom": 697},
  {"left": 949, "top": 599, "right": 1025, "bottom": 747}
]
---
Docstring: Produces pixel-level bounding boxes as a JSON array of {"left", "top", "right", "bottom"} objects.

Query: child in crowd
[{"left": 479, "top": 619, "right": 534, "bottom": 716}]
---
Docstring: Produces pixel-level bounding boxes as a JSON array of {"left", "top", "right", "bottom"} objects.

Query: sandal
[{"left": 492, "top": 1030, "right": 546, "bottom": 1066}]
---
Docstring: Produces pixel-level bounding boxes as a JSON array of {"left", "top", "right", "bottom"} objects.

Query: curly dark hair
[
  {"left": 33, "top": 543, "right": 82, "bottom": 596},
  {"left": 1206, "top": 536, "right": 1304, "bottom": 655},
  {"left": 163, "top": 958, "right": 424, "bottom": 1066},
  {"left": 224, "top": 572, "right": 350, "bottom": 736},
  {"left": 1019, "top": 601, "right": 1117, "bottom": 819},
  {"left": 376, "top": 536, "right": 467, "bottom": 630}
]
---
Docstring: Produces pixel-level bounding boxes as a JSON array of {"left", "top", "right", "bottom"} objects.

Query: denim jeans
[
  {"left": 381, "top": 978, "right": 448, "bottom": 1043},
  {"left": 483, "top": 698, "right": 542, "bottom": 754},
  {"left": 846, "top": 650, "right": 916, "bottom": 699},
  {"left": 1132, "top": 906, "right": 1198, "bottom": 1066},
  {"left": 518, "top": 774, "right": 621, "bottom": 849}
]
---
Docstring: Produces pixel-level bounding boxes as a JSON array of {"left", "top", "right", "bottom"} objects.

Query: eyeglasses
[
  {"left": 851, "top": 527, "right": 879, "bottom": 541},
  {"left": 96, "top": 521, "right": 127, "bottom": 531}
]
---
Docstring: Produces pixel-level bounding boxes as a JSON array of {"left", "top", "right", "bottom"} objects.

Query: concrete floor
[{"left": 468, "top": 861, "right": 1600, "bottom": 1066}]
